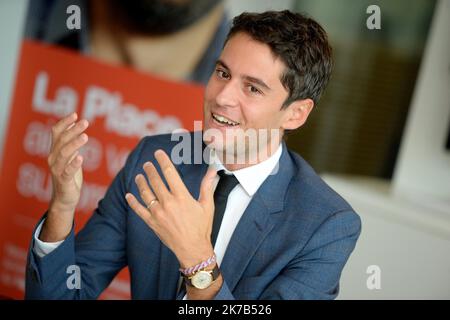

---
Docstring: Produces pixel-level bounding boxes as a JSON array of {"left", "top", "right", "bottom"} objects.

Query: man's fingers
[
  {"left": 154, "top": 149, "right": 189, "bottom": 196},
  {"left": 51, "top": 113, "right": 78, "bottom": 145},
  {"left": 125, "top": 193, "right": 153, "bottom": 226},
  {"left": 143, "top": 161, "right": 170, "bottom": 202},
  {"left": 135, "top": 174, "right": 157, "bottom": 207},
  {"left": 198, "top": 167, "right": 217, "bottom": 207},
  {"left": 61, "top": 154, "right": 83, "bottom": 182},
  {"left": 50, "top": 133, "right": 88, "bottom": 175},
  {"left": 52, "top": 119, "right": 89, "bottom": 153}
]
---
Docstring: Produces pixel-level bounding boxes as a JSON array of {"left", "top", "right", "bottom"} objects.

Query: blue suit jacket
[{"left": 25, "top": 133, "right": 361, "bottom": 299}]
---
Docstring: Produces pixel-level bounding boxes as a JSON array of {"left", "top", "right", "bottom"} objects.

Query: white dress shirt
[
  {"left": 33, "top": 217, "right": 64, "bottom": 258},
  {"left": 207, "top": 145, "right": 282, "bottom": 266},
  {"left": 34, "top": 144, "right": 283, "bottom": 273}
]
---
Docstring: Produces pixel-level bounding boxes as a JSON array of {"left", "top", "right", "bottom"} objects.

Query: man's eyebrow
[
  {"left": 243, "top": 75, "right": 271, "bottom": 91},
  {"left": 215, "top": 59, "right": 272, "bottom": 91},
  {"left": 215, "top": 59, "right": 229, "bottom": 70}
]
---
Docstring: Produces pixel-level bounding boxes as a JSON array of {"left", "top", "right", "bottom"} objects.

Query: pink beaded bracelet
[{"left": 179, "top": 254, "right": 216, "bottom": 276}]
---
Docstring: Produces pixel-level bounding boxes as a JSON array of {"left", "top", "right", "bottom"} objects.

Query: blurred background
[{"left": 0, "top": 0, "right": 449, "bottom": 299}]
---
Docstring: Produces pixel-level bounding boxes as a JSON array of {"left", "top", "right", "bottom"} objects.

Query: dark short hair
[{"left": 225, "top": 10, "right": 333, "bottom": 108}]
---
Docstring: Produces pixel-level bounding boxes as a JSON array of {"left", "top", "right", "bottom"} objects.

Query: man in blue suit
[{"left": 25, "top": 10, "right": 361, "bottom": 300}]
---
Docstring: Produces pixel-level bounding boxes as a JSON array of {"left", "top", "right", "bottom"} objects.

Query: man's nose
[{"left": 215, "top": 81, "right": 239, "bottom": 108}]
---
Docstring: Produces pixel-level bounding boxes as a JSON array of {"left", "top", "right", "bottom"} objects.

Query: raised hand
[
  {"left": 40, "top": 112, "right": 89, "bottom": 242},
  {"left": 125, "top": 149, "right": 217, "bottom": 268}
]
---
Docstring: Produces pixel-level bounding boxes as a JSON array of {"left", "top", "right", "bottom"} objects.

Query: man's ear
[{"left": 281, "top": 98, "right": 314, "bottom": 131}]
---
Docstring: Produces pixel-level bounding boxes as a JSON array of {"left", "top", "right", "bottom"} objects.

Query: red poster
[{"left": 0, "top": 40, "right": 204, "bottom": 299}]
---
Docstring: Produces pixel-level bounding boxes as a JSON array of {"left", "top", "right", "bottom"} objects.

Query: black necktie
[{"left": 211, "top": 170, "right": 239, "bottom": 247}]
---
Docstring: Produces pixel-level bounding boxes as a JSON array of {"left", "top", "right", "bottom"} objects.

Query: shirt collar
[{"left": 209, "top": 144, "right": 283, "bottom": 197}]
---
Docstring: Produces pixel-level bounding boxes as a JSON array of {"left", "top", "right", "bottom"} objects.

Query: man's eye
[
  {"left": 216, "top": 69, "right": 230, "bottom": 79},
  {"left": 248, "top": 85, "right": 262, "bottom": 95}
]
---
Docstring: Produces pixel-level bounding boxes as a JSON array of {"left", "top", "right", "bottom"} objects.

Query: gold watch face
[{"left": 191, "top": 270, "right": 213, "bottom": 289}]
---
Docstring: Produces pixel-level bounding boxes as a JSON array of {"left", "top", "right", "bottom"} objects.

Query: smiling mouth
[{"left": 211, "top": 113, "right": 240, "bottom": 126}]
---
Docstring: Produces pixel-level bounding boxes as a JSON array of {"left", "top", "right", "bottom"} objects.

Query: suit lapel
[
  {"left": 219, "top": 193, "right": 275, "bottom": 291},
  {"left": 220, "top": 143, "right": 295, "bottom": 291}
]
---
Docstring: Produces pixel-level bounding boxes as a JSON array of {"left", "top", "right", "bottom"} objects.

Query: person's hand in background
[{"left": 39, "top": 112, "right": 89, "bottom": 242}]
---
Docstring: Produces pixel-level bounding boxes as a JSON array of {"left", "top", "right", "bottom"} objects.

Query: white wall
[
  {"left": 324, "top": 175, "right": 450, "bottom": 299},
  {"left": 0, "top": 0, "right": 29, "bottom": 163},
  {"left": 393, "top": 0, "right": 450, "bottom": 203}
]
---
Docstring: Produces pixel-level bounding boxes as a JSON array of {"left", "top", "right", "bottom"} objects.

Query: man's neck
[
  {"left": 215, "top": 142, "right": 282, "bottom": 172},
  {"left": 89, "top": 0, "right": 224, "bottom": 80}
]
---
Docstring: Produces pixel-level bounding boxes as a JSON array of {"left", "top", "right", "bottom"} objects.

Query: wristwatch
[{"left": 182, "top": 264, "right": 220, "bottom": 289}]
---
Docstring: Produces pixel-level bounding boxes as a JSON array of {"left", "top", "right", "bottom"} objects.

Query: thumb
[{"left": 198, "top": 167, "right": 217, "bottom": 208}]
